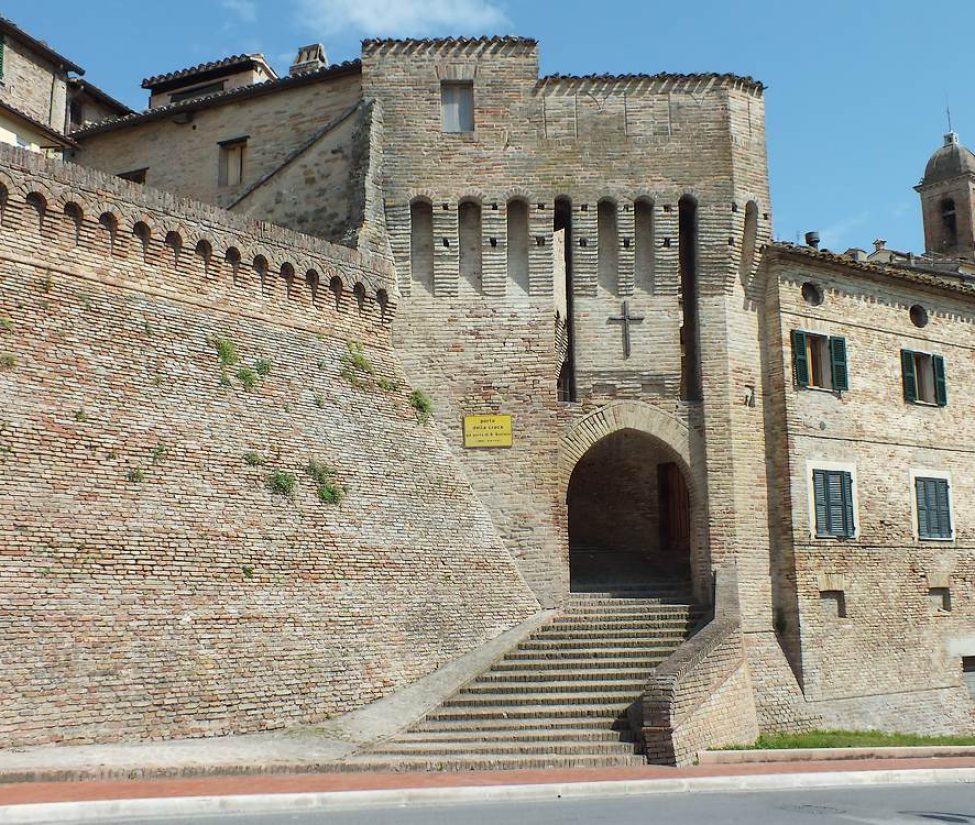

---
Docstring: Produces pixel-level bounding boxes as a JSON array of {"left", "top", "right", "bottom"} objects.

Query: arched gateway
[{"left": 560, "top": 401, "right": 708, "bottom": 598}]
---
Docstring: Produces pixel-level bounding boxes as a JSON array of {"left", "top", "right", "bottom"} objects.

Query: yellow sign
[{"left": 463, "top": 414, "right": 513, "bottom": 448}]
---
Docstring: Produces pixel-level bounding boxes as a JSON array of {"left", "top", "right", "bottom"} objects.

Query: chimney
[
  {"left": 290, "top": 44, "right": 328, "bottom": 76},
  {"left": 873, "top": 239, "right": 886, "bottom": 253},
  {"left": 804, "top": 231, "right": 820, "bottom": 250}
]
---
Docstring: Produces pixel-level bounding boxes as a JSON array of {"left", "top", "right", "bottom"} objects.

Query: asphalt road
[{"left": 117, "top": 783, "right": 975, "bottom": 825}]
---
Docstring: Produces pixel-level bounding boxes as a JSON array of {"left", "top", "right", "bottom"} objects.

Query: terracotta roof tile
[
  {"left": 142, "top": 53, "right": 275, "bottom": 89},
  {"left": 362, "top": 35, "right": 537, "bottom": 49},
  {"left": 540, "top": 71, "right": 765, "bottom": 92},
  {"left": 74, "top": 60, "right": 362, "bottom": 139},
  {"left": 0, "top": 98, "right": 77, "bottom": 148}
]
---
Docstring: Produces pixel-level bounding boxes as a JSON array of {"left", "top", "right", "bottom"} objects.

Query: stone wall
[
  {"left": 72, "top": 66, "right": 363, "bottom": 227},
  {"left": 0, "top": 145, "right": 539, "bottom": 746},
  {"left": 361, "top": 37, "right": 773, "bottom": 606},
  {"left": 640, "top": 565, "right": 759, "bottom": 766},
  {"left": 0, "top": 35, "right": 67, "bottom": 131},
  {"left": 764, "top": 246, "right": 975, "bottom": 734}
]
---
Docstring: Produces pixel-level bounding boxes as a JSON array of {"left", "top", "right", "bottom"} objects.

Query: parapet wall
[{"left": 0, "top": 146, "right": 539, "bottom": 746}]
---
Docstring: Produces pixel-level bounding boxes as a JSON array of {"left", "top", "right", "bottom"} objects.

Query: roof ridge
[
  {"left": 142, "top": 52, "right": 273, "bottom": 89},
  {"left": 540, "top": 71, "right": 765, "bottom": 91},
  {"left": 362, "top": 35, "right": 536, "bottom": 47},
  {"left": 74, "top": 60, "right": 362, "bottom": 139}
]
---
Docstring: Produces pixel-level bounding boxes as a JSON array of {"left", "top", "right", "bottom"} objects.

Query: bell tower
[{"left": 916, "top": 132, "right": 975, "bottom": 260}]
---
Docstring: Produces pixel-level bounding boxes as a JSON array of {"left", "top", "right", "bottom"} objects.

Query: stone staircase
[{"left": 342, "top": 581, "right": 702, "bottom": 771}]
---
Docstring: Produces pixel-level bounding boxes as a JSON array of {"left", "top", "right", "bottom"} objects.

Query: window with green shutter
[
  {"left": 812, "top": 468, "right": 855, "bottom": 538},
  {"left": 792, "top": 330, "right": 849, "bottom": 392},
  {"left": 901, "top": 349, "right": 947, "bottom": 406},
  {"left": 915, "top": 476, "right": 952, "bottom": 540}
]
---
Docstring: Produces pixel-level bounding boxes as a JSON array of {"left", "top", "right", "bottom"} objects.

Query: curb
[
  {"left": 699, "top": 745, "right": 975, "bottom": 765},
  {"left": 2, "top": 767, "right": 974, "bottom": 823}
]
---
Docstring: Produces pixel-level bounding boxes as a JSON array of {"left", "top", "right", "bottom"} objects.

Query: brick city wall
[
  {"left": 764, "top": 248, "right": 975, "bottom": 734},
  {"left": 0, "top": 146, "right": 539, "bottom": 747}
]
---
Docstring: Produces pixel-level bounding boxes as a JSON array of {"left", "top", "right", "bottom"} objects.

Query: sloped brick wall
[{"left": 0, "top": 147, "right": 538, "bottom": 746}]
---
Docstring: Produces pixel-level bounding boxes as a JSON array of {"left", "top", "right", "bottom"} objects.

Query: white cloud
[
  {"left": 222, "top": 0, "right": 258, "bottom": 24},
  {"left": 295, "top": 0, "right": 509, "bottom": 37}
]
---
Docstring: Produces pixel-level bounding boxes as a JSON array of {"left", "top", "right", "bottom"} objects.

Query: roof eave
[{"left": 0, "top": 17, "right": 84, "bottom": 75}]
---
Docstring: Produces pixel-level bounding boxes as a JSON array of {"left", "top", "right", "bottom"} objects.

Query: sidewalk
[{"left": 1, "top": 756, "right": 974, "bottom": 822}]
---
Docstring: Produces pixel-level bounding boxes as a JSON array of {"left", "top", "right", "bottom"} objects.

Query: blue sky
[{"left": 12, "top": 0, "right": 970, "bottom": 253}]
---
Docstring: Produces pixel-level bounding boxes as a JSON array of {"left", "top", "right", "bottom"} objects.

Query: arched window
[
  {"left": 739, "top": 200, "right": 759, "bottom": 278},
  {"left": 678, "top": 195, "right": 701, "bottom": 402},
  {"left": 554, "top": 195, "right": 576, "bottom": 402},
  {"left": 597, "top": 198, "right": 618, "bottom": 295},
  {"left": 353, "top": 282, "right": 366, "bottom": 311},
  {"left": 99, "top": 212, "right": 118, "bottom": 254},
  {"left": 225, "top": 247, "right": 241, "bottom": 281},
  {"left": 195, "top": 240, "right": 212, "bottom": 276},
  {"left": 64, "top": 203, "right": 83, "bottom": 246},
  {"left": 507, "top": 198, "right": 530, "bottom": 295},
  {"left": 410, "top": 199, "right": 434, "bottom": 293},
  {"left": 133, "top": 222, "right": 151, "bottom": 261},
  {"left": 942, "top": 198, "right": 958, "bottom": 247},
  {"left": 26, "top": 192, "right": 46, "bottom": 232},
  {"left": 253, "top": 255, "right": 268, "bottom": 291},
  {"left": 634, "top": 198, "right": 654, "bottom": 293},
  {"left": 281, "top": 263, "right": 296, "bottom": 299},
  {"left": 377, "top": 289, "right": 390, "bottom": 322},
  {"left": 458, "top": 199, "right": 482, "bottom": 294},
  {"left": 0, "top": 185, "right": 8, "bottom": 227},
  {"left": 306, "top": 269, "right": 320, "bottom": 303},
  {"left": 165, "top": 231, "right": 182, "bottom": 269},
  {"left": 329, "top": 275, "right": 343, "bottom": 310}
]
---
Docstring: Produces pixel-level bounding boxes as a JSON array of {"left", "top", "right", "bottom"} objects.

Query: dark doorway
[{"left": 567, "top": 429, "right": 692, "bottom": 589}]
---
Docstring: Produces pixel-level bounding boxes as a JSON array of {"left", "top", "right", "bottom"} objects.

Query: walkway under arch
[{"left": 560, "top": 402, "right": 708, "bottom": 596}]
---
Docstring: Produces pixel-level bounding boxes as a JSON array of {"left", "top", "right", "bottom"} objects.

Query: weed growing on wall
[
  {"left": 0, "top": 354, "right": 17, "bottom": 371},
  {"left": 127, "top": 467, "right": 145, "bottom": 483},
  {"left": 241, "top": 565, "right": 255, "bottom": 579},
  {"left": 377, "top": 377, "right": 400, "bottom": 392},
  {"left": 237, "top": 366, "right": 258, "bottom": 390},
  {"left": 74, "top": 409, "right": 89, "bottom": 423},
  {"left": 151, "top": 443, "right": 170, "bottom": 464},
  {"left": 211, "top": 337, "right": 238, "bottom": 367},
  {"left": 253, "top": 359, "right": 272, "bottom": 377},
  {"left": 340, "top": 341, "right": 374, "bottom": 387},
  {"left": 306, "top": 460, "right": 345, "bottom": 505},
  {"left": 243, "top": 451, "right": 265, "bottom": 466},
  {"left": 0, "top": 317, "right": 12, "bottom": 331},
  {"left": 267, "top": 471, "right": 296, "bottom": 497},
  {"left": 410, "top": 389, "right": 434, "bottom": 424}
]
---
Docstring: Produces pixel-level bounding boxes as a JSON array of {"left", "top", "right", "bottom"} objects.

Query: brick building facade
[{"left": 0, "top": 28, "right": 973, "bottom": 762}]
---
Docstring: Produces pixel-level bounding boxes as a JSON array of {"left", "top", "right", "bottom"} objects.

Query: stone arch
[{"left": 560, "top": 401, "right": 709, "bottom": 597}]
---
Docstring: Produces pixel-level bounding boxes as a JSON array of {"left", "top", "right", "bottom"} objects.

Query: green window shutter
[
  {"left": 901, "top": 349, "right": 917, "bottom": 403},
  {"left": 933, "top": 355, "right": 948, "bottom": 406},
  {"left": 840, "top": 471, "right": 855, "bottom": 537},
  {"left": 935, "top": 478, "right": 952, "bottom": 537},
  {"left": 813, "top": 470, "right": 828, "bottom": 536},
  {"left": 916, "top": 477, "right": 931, "bottom": 538},
  {"left": 830, "top": 336, "right": 849, "bottom": 392},
  {"left": 792, "top": 330, "right": 809, "bottom": 387}
]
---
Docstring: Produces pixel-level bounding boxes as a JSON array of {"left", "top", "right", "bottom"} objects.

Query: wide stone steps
[{"left": 342, "top": 582, "right": 700, "bottom": 771}]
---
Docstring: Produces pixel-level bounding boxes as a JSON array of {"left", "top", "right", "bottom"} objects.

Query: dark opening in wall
[
  {"left": 910, "top": 304, "right": 929, "bottom": 328},
  {"left": 134, "top": 222, "right": 151, "bottom": 261},
  {"left": 458, "top": 199, "right": 482, "bottom": 294},
  {"left": 929, "top": 587, "right": 951, "bottom": 611},
  {"left": 739, "top": 200, "right": 758, "bottom": 278},
  {"left": 801, "top": 281, "right": 824, "bottom": 306},
  {"left": 678, "top": 195, "right": 702, "bottom": 402},
  {"left": 634, "top": 198, "right": 654, "bottom": 293},
  {"left": 410, "top": 199, "right": 434, "bottom": 294},
  {"left": 507, "top": 198, "right": 530, "bottom": 295},
  {"left": 963, "top": 657, "right": 975, "bottom": 699},
  {"left": 597, "top": 198, "right": 618, "bottom": 296},
  {"left": 820, "top": 590, "right": 847, "bottom": 618},
  {"left": 26, "top": 192, "right": 46, "bottom": 232},
  {"left": 942, "top": 198, "right": 958, "bottom": 248},
  {"left": 555, "top": 195, "right": 577, "bottom": 402},
  {"left": 64, "top": 203, "right": 83, "bottom": 246}
]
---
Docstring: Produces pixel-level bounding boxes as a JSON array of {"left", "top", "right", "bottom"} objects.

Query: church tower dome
[{"left": 916, "top": 132, "right": 975, "bottom": 260}]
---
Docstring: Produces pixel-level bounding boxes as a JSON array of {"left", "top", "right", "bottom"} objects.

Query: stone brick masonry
[{"left": 0, "top": 145, "right": 539, "bottom": 746}]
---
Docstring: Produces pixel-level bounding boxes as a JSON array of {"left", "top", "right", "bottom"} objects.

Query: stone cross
[{"left": 608, "top": 300, "right": 645, "bottom": 359}]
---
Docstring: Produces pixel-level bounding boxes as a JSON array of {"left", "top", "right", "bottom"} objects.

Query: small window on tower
[
  {"left": 218, "top": 137, "right": 247, "bottom": 187},
  {"left": 441, "top": 82, "right": 474, "bottom": 133},
  {"left": 942, "top": 198, "right": 958, "bottom": 247}
]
